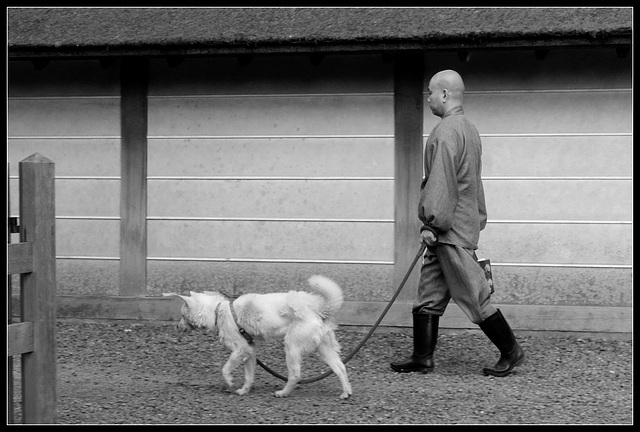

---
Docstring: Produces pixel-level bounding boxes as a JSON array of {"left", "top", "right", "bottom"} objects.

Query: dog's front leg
[
  {"left": 275, "top": 346, "right": 302, "bottom": 398},
  {"left": 222, "top": 350, "right": 245, "bottom": 392},
  {"left": 236, "top": 348, "right": 256, "bottom": 396}
]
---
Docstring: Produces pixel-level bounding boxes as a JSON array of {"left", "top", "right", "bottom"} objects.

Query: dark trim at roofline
[{"left": 8, "top": 37, "right": 631, "bottom": 60}]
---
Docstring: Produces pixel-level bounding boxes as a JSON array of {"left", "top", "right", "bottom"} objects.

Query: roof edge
[{"left": 8, "top": 35, "right": 633, "bottom": 60}]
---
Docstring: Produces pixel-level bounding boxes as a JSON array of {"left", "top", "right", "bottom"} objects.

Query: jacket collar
[{"left": 442, "top": 105, "right": 464, "bottom": 119}]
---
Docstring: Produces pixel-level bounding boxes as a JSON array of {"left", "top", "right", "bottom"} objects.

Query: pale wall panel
[
  {"left": 147, "top": 179, "right": 394, "bottom": 220},
  {"left": 8, "top": 60, "right": 121, "bottom": 97},
  {"left": 487, "top": 266, "right": 631, "bottom": 307},
  {"left": 423, "top": 48, "right": 631, "bottom": 91},
  {"left": 8, "top": 180, "right": 18, "bottom": 216},
  {"left": 482, "top": 136, "right": 632, "bottom": 177},
  {"left": 148, "top": 95, "right": 393, "bottom": 136},
  {"left": 424, "top": 92, "right": 632, "bottom": 135},
  {"left": 148, "top": 138, "right": 394, "bottom": 177},
  {"left": 7, "top": 139, "right": 120, "bottom": 176},
  {"left": 145, "top": 262, "right": 631, "bottom": 306},
  {"left": 149, "top": 54, "right": 392, "bottom": 96},
  {"left": 147, "top": 220, "right": 394, "bottom": 261},
  {"left": 56, "top": 220, "right": 120, "bottom": 257},
  {"left": 8, "top": 98, "right": 120, "bottom": 137},
  {"left": 9, "top": 177, "right": 119, "bottom": 218},
  {"left": 478, "top": 223, "right": 631, "bottom": 265},
  {"left": 483, "top": 179, "right": 632, "bottom": 221},
  {"left": 56, "top": 260, "right": 120, "bottom": 296},
  {"left": 56, "top": 180, "right": 120, "bottom": 217},
  {"left": 8, "top": 139, "right": 121, "bottom": 217},
  {"left": 147, "top": 261, "right": 394, "bottom": 301}
]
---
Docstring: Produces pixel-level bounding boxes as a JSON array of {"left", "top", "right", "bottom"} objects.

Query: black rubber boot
[
  {"left": 479, "top": 309, "right": 525, "bottom": 377},
  {"left": 390, "top": 313, "right": 439, "bottom": 373}
]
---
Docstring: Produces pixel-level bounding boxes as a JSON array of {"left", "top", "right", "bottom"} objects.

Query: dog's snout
[{"left": 175, "top": 317, "right": 195, "bottom": 333}]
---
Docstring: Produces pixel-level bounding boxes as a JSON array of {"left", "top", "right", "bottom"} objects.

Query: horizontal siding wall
[
  {"left": 8, "top": 60, "right": 122, "bottom": 295},
  {"left": 7, "top": 47, "right": 632, "bottom": 325},
  {"left": 146, "top": 55, "right": 396, "bottom": 299},
  {"left": 421, "top": 48, "right": 631, "bottom": 308}
]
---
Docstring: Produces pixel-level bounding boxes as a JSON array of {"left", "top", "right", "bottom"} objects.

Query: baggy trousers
[{"left": 413, "top": 243, "right": 496, "bottom": 324}]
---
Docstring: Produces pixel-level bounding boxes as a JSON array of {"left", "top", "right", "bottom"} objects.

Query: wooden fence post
[
  {"left": 19, "top": 153, "right": 57, "bottom": 423},
  {"left": 8, "top": 163, "right": 14, "bottom": 424}
]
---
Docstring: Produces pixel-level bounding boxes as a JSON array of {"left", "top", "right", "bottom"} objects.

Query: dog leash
[{"left": 255, "top": 242, "right": 428, "bottom": 384}]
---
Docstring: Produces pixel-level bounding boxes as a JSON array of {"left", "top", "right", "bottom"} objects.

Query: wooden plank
[
  {"left": 8, "top": 242, "right": 33, "bottom": 275},
  {"left": 432, "top": 303, "right": 633, "bottom": 334},
  {"left": 19, "top": 152, "right": 57, "bottom": 424},
  {"left": 482, "top": 136, "right": 632, "bottom": 178},
  {"left": 8, "top": 138, "right": 121, "bottom": 177},
  {"left": 55, "top": 180, "right": 120, "bottom": 217},
  {"left": 147, "top": 220, "right": 394, "bottom": 261},
  {"left": 53, "top": 259, "right": 631, "bottom": 307},
  {"left": 142, "top": 261, "right": 629, "bottom": 306},
  {"left": 50, "top": 295, "right": 632, "bottom": 334},
  {"left": 426, "top": 92, "right": 632, "bottom": 135},
  {"left": 148, "top": 138, "right": 394, "bottom": 177},
  {"left": 56, "top": 259, "right": 120, "bottom": 295},
  {"left": 56, "top": 295, "right": 187, "bottom": 321},
  {"left": 147, "top": 179, "right": 394, "bottom": 220},
  {"left": 120, "top": 58, "right": 148, "bottom": 296},
  {"left": 56, "top": 220, "right": 120, "bottom": 257},
  {"left": 484, "top": 179, "right": 632, "bottom": 221},
  {"left": 148, "top": 95, "right": 393, "bottom": 136},
  {"left": 338, "top": 302, "right": 633, "bottom": 334},
  {"left": 479, "top": 223, "right": 631, "bottom": 265},
  {"left": 393, "top": 52, "right": 424, "bottom": 301},
  {"left": 7, "top": 98, "right": 120, "bottom": 137},
  {"left": 8, "top": 321, "right": 34, "bottom": 356},
  {"left": 482, "top": 265, "right": 632, "bottom": 307}
]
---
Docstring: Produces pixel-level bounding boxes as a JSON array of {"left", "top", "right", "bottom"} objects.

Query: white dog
[{"left": 163, "top": 275, "right": 352, "bottom": 399}]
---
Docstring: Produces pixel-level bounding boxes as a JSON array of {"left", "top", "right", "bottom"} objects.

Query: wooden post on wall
[
  {"left": 120, "top": 58, "right": 149, "bottom": 296},
  {"left": 393, "top": 52, "right": 424, "bottom": 302}
]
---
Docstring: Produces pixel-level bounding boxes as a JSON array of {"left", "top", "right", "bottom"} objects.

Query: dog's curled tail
[{"left": 308, "top": 275, "right": 344, "bottom": 319}]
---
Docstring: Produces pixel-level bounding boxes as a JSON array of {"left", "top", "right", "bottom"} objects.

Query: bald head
[
  {"left": 427, "top": 70, "right": 465, "bottom": 117},
  {"left": 432, "top": 70, "right": 465, "bottom": 99}
]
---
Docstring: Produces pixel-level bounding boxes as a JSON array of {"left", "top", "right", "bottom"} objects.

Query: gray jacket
[{"left": 419, "top": 106, "right": 487, "bottom": 250}]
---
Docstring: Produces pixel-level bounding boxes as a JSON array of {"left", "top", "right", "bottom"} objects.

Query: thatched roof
[{"left": 7, "top": 7, "right": 632, "bottom": 59}]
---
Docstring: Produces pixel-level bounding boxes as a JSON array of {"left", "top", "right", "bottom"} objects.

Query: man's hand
[{"left": 421, "top": 229, "right": 438, "bottom": 247}]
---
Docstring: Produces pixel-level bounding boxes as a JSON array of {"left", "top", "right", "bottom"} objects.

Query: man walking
[{"left": 390, "top": 70, "right": 525, "bottom": 377}]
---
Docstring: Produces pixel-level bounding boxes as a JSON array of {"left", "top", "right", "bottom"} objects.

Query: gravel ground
[{"left": 10, "top": 320, "right": 632, "bottom": 425}]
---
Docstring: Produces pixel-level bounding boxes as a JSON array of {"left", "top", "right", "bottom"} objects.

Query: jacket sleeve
[{"left": 418, "top": 138, "right": 459, "bottom": 234}]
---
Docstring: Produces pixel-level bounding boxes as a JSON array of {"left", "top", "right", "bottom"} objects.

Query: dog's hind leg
[
  {"left": 318, "top": 333, "right": 352, "bottom": 399},
  {"left": 236, "top": 348, "right": 256, "bottom": 396},
  {"left": 274, "top": 344, "right": 302, "bottom": 398}
]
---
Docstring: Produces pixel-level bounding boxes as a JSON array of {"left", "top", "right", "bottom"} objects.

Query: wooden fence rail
[{"left": 7, "top": 153, "right": 57, "bottom": 424}]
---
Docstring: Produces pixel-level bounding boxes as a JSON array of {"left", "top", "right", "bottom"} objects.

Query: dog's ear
[{"left": 162, "top": 292, "right": 195, "bottom": 308}]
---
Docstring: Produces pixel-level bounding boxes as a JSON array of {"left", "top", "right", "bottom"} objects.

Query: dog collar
[{"left": 229, "top": 300, "right": 254, "bottom": 344}]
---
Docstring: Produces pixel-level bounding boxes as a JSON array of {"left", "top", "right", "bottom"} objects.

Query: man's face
[{"left": 426, "top": 80, "right": 445, "bottom": 117}]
